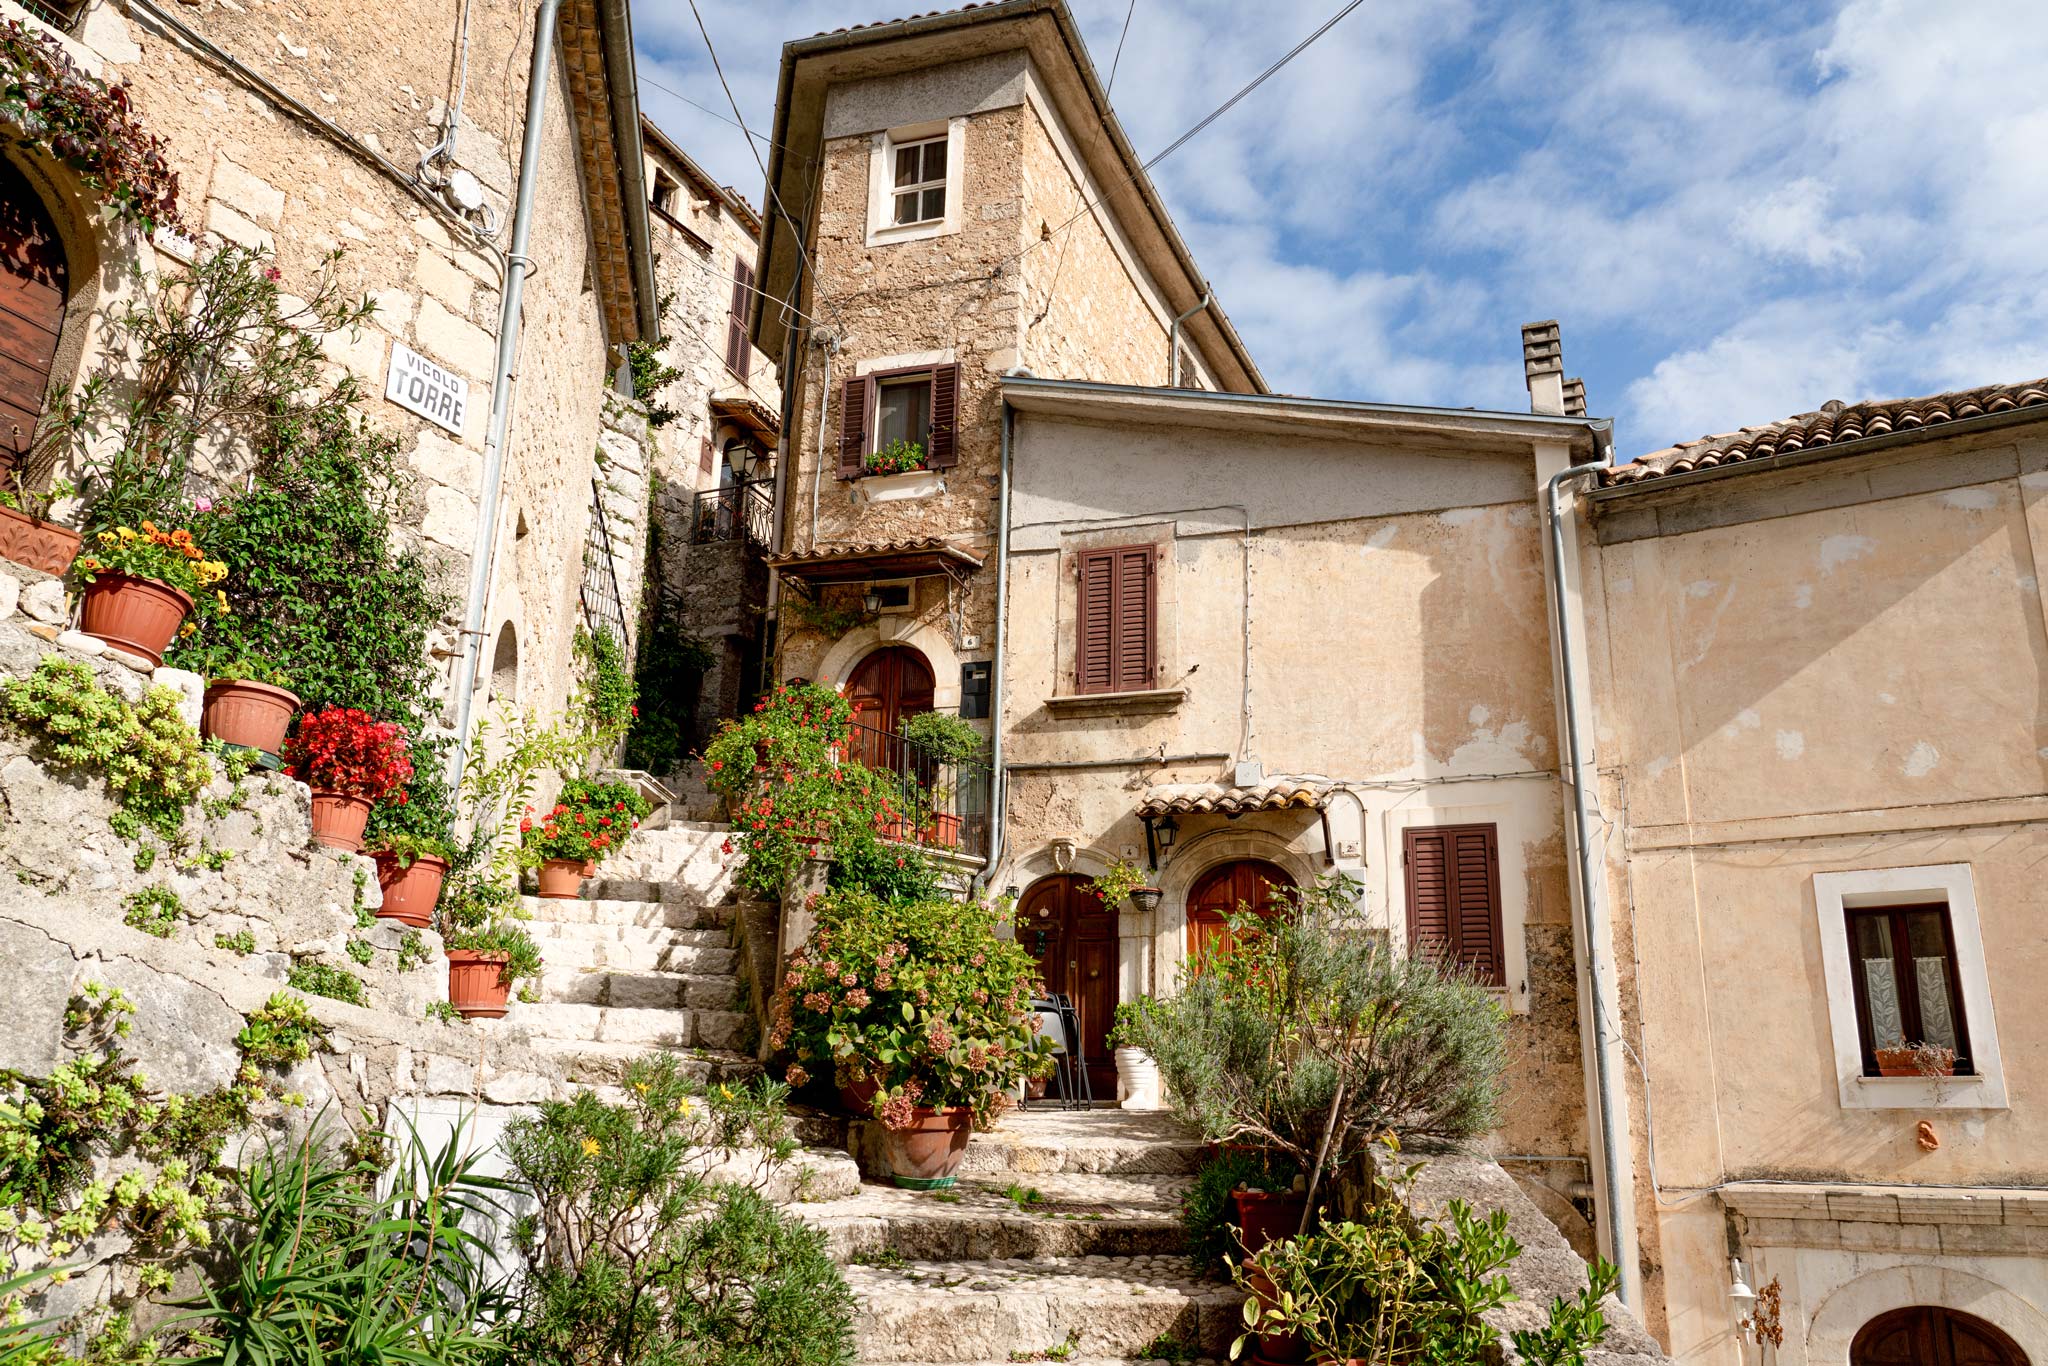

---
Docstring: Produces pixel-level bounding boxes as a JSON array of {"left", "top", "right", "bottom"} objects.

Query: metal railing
[
  {"left": 690, "top": 476, "right": 773, "bottom": 547},
  {"left": 848, "top": 718, "right": 993, "bottom": 864},
  {"left": 579, "top": 478, "right": 632, "bottom": 651}
]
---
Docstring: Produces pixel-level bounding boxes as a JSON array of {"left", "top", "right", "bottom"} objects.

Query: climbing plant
[{"left": 0, "top": 20, "right": 181, "bottom": 232}]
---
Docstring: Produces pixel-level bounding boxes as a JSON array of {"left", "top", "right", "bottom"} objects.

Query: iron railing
[
  {"left": 690, "top": 476, "right": 773, "bottom": 547},
  {"left": 847, "top": 718, "right": 993, "bottom": 865},
  {"left": 579, "top": 478, "right": 632, "bottom": 651}
]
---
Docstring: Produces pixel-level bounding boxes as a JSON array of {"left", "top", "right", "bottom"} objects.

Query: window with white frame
[
  {"left": 890, "top": 136, "right": 948, "bottom": 226},
  {"left": 1813, "top": 864, "right": 2007, "bottom": 1110}
]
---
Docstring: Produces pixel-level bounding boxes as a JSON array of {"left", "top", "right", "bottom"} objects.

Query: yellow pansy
[
  {"left": 215, "top": 590, "right": 229, "bottom": 612},
  {"left": 117, "top": 527, "right": 136, "bottom": 541}
]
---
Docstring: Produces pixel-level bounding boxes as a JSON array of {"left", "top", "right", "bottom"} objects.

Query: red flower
[{"left": 281, "top": 707, "right": 413, "bottom": 800}]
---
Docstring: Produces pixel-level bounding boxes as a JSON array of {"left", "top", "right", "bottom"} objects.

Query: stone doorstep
[
  {"left": 536, "top": 965, "right": 742, "bottom": 1011},
  {"left": 849, "top": 1255, "right": 1241, "bottom": 1364}
]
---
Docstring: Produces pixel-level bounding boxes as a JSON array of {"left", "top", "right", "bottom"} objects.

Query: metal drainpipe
[
  {"left": 449, "top": 0, "right": 565, "bottom": 793},
  {"left": 973, "top": 396, "right": 1016, "bottom": 897},
  {"left": 1545, "top": 461, "right": 1639, "bottom": 1308},
  {"left": 809, "top": 333, "right": 836, "bottom": 552},
  {"left": 763, "top": 254, "right": 808, "bottom": 684},
  {"left": 1167, "top": 291, "right": 1211, "bottom": 387}
]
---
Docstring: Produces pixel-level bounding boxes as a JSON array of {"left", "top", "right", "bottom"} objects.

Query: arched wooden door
[
  {"left": 1853, "top": 1307, "right": 2028, "bottom": 1366},
  {"left": 0, "top": 159, "right": 68, "bottom": 478},
  {"left": 1016, "top": 874, "right": 1117, "bottom": 1096},
  {"left": 1185, "top": 858, "right": 1296, "bottom": 966},
  {"left": 845, "top": 645, "right": 935, "bottom": 770}
]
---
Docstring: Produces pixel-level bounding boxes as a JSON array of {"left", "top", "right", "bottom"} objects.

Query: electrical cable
[
  {"left": 1106, "top": 0, "right": 1139, "bottom": 95},
  {"left": 638, "top": 72, "right": 820, "bottom": 173}
]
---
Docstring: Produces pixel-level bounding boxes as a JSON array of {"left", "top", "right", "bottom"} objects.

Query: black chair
[{"left": 1030, "top": 994, "right": 1093, "bottom": 1109}]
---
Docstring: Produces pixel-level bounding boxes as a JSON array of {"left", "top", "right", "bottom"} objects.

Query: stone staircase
[
  {"left": 796, "top": 1109, "right": 1238, "bottom": 1365},
  {"left": 515, "top": 819, "right": 763, "bottom": 1089}
]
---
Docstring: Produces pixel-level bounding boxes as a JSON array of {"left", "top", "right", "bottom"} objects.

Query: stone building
[
  {"left": 1567, "top": 378, "right": 2048, "bottom": 1363},
  {"left": 0, "top": 0, "right": 657, "bottom": 747},
  {"left": 635, "top": 114, "right": 781, "bottom": 759}
]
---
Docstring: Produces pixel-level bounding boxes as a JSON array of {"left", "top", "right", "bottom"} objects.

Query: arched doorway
[
  {"left": 1854, "top": 1306, "right": 2029, "bottom": 1366},
  {"left": 0, "top": 157, "right": 69, "bottom": 478},
  {"left": 845, "top": 644, "right": 934, "bottom": 770},
  {"left": 1185, "top": 858, "right": 1296, "bottom": 965},
  {"left": 1016, "top": 873, "right": 1117, "bottom": 1096}
]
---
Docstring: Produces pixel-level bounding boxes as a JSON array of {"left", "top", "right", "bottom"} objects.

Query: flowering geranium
[
  {"left": 77, "top": 521, "right": 227, "bottom": 600},
  {"left": 282, "top": 706, "right": 412, "bottom": 799},
  {"left": 518, "top": 775, "right": 652, "bottom": 869},
  {"left": 773, "top": 888, "right": 1053, "bottom": 1129}
]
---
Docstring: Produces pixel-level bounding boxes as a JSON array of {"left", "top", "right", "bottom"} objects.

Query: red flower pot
[
  {"left": 373, "top": 853, "right": 447, "bottom": 928},
  {"left": 308, "top": 791, "right": 372, "bottom": 851},
  {"left": 1244, "top": 1261, "right": 1307, "bottom": 1364},
  {"left": 446, "top": 950, "right": 511, "bottom": 1018},
  {"left": 536, "top": 858, "right": 586, "bottom": 899},
  {"left": 78, "top": 572, "right": 192, "bottom": 666},
  {"left": 201, "top": 679, "right": 301, "bottom": 756},
  {"left": 921, "top": 813, "right": 964, "bottom": 849},
  {"left": 838, "top": 1073, "right": 881, "bottom": 1118},
  {"left": 1234, "top": 1187, "right": 1309, "bottom": 1257},
  {"left": 880, "top": 1105, "right": 971, "bottom": 1189},
  {"left": 0, "top": 505, "right": 80, "bottom": 575}
]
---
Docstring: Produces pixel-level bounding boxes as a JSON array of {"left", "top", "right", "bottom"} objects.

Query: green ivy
[
  {"left": 286, "top": 962, "right": 366, "bottom": 1008},
  {"left": 121, "top": 886, "right": 182, "bottom": 939},
  {"left": 574, "top": 626, "right": 637, "bottom": 736},
  {"left": 397, "top": 930, "right": 429, "bottom": 973},
  {"left": 627, "top": 338, "right": 685, "bottom": 429}
]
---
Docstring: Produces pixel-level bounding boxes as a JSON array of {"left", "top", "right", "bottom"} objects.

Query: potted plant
[
  {"left": 367, "top": 831, "right": 454, "bottom": 928},
  {"left": 443, "top": 918, "right": 541, "bottom": 1019},
  {"left": 74, "top": 519, "right": 228, "bottom": 665},
  {"left": 898, "top": 710, "right": 984, "bottom": 848},
  {"left": 197, "top": 656, "right": 299, "bottom": 760},
  {"left": 1108, "top": 998, "right": 1164, "bottom": 1112},
  {"left": 281, "top": 706, "right": 414, "bottom": 852},
  {"left": 0, "top": 474, "right": 80, "bottom": 575},
  {"left": 1874, "top": 1039, "right": 1957, "bottom": 1079},
  {"left": 518, "top": 775, "right": 652, "bottom": 898},
  {"left": 771, "top": 886, "right": 1055, "bottom": 1188},
  {"left": 863, "top": 437, "right": 927, "bottom": 476},
  {"left": 1088, "top": 856, "right": 1157, "bottom": 912}
]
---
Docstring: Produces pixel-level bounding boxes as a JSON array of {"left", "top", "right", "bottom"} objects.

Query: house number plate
[{"left": 385, "top": 341, "right": 469, "bottom": 436}]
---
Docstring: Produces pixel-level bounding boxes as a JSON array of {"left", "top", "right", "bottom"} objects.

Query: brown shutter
[
  {"left": 1113, "top": 545, "right": 1154, "bottom": 691},
  {"left": 1404, "top": 824, "right": 1504, "bottom": 987},
  {"left": 724, "top": 260, "right": 754, "bottom": 376},
  {"left": 837, "top": 375, "right": 868, "bottom": 478},
  {"left": 926, "top": 363, "right": 959, "bottom": 468},
  {"left": 1075, "top": 549, "right": 1115, "bottom": 693}
]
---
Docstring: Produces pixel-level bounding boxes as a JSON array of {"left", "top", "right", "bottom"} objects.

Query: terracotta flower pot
[
  {"left": 839, "top": 1073, "right": 882, "bottom": 1118},
  {"left": 0, "top": 504, "right": 80, "bottom": 575},
  {"left": 1875, "top": 1047, "right": 1955, "bottom": 1078},
  {"left": 78, "top": 572, "right": 192, "bottom": 667},
  {"left": 446, "top": 950, "right": 511, "bottom": 1018},
  {"left": 880, "top": 1105, "right": 972, "bottom": 1189},
  {"left": 536, "top": 858, "right": 586, "bottom": 899},
  {"left": 1245, "top": 1262, "right": 1307, "bottom": 1364},
  {"left": 373, "top": 853, "right": 448, "bottom": 928},
  {"left": 308, "top": 790, "right": 372, "bottom": 851},
  {"left": 1234, "top": 1187, "right": 1309, "bottom": 1257},
  {"left": 201, "top": 679, "right": 301, "bottom": 756}
]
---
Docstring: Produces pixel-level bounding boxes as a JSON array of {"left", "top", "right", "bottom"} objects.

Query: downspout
[
  {"left": 450, "top": 0, "right": 565, "bottom": 792},
  {"left": 974, "top": 395, "right": 1016, "bottom": 896},
  {"left": 763, "top": 253, "right": 808, "bottom": 679},
  {"left": 1167, "top": 291, "right": 1211, "bottom": 388},
  {"left": 1545, "top": 461, "right": 1639, "bottom": 1309},
  {"left": 809, "top": 333, "right": 836, "bottom": 552}
]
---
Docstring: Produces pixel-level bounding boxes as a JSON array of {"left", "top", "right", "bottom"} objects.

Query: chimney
[
  {"left": 1522, "top": 320, "right": 1564, "bottom": 416},
  {"left": 1563, "top": 377, "right": 1586, "bottom": 418}
]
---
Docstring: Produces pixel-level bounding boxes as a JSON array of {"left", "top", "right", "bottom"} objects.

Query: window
[
  {"left": 1074, "top": 545, "right": 1155, "bottom": 694},
  {"left": 836, "top": 364, "right": 959, "bottom": 476},
  {"left": 650, "top": 169, "right": 679, "bottom": 217},
  {"left": 890, "top": 136, "right": 948, "bottom": 226},
  {"left": 724, "top": 258, "right": 754, "bottom": 378},
  {"left": 1403, "top": 825, "right": 1505, "bottom": 987},
  {"left": 1813, "top": 864, "right": 2006, "bottom": 1109},
  {"left": 867, "top": 582, "right": 913, "bottom": 613},
  {"left": 1846, "top": 904, "right": 1972, "bottom": 1076}
]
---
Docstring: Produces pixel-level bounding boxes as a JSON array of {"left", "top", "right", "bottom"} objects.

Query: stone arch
[
  {"left": 1154, "top": 827, "right": 1321, "bottom": 988},
  {"left": 816, "top": 615, "right": 965, "bottom": 714},
  {"left": 1807, "top": 1263, "right": 2048, "bottom": 1364},
  {"left": 487, "top": 621, "right": 519, "bottom": 711}
]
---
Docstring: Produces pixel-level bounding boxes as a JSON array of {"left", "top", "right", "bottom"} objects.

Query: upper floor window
[
  {"left": 891, "top": 136, "right": 948, "bottom": 226},
  {"left": 1403, "top": 824, "right": 1505, "bottom": 987},
  {"left": 837, "top": 363, "right": 958, "bottom": 477},
  {"left": 724, "top": 258, "right": 755, "bottom": 378},
  {"left": 1074, "top": 545, "right": 1156, "bottom": 695},
  {"left": 650, "top": 169, "right": 679, "bottom": 218},
  {"left": 1848, "top": 903, "right": 1972, "bottom": 1076}
]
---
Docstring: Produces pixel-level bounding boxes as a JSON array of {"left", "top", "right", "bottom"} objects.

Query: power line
[
  {"left": 1106, "top": 0, "right": 1139, "bottom": 95},
  {"left": 637, "top": 71, "right": 819, "bottom": 174}
]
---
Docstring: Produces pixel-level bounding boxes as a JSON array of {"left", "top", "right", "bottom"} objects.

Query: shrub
[
  {"left": 501, "top": 1054, "right": 851, "bottom": 1366},
  {"left": 286, "top": 961, "right": 367, "bottom": 1007},
  {"left": 517, "top": 775, "right": 650, "bottom": 870},
  {"left": 282, "top": 706, "right": 413, "bottom": 800},
  {"left": 0, "top": 20, "right": 181, "bottom": 233},
  {"left": 1127, "top": 875, "right": 1507, "bottom": 1224},
  {"left": 574, "top": 625, "right": 637, "bottom": 736},
  {"left": 897, "top": 710, "right": 983, "bottom": 763},
  {"left": 771, "top": 888, "right": 1052, "bottom": 1127},
  {"left": 121, "top": 885, "right": 182, "bottom": 938},
  {"left": 1182, "top": 1151, "right": 1264, "bottom": 1274}
]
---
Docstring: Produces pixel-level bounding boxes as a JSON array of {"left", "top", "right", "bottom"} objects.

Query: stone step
[
  {"left": 581, "top": 876, "right": 732, "bottom": 905},
  {"left": 530, "top": 936, "right": 740, "bottom": 975},
  {"left": 824, "top": 1110, "right": 1207, "bottom": 1178},
  {"left": 867, "top": 1360, "right": 1222, "bottom": 1366},
  {"left": 848, "top": 1256, "right": 1239, "bottom": 1363},
  {"left": 528, "top": 1038, "right": 763, "bottom": 1087},
  {"left": 520, "top": 1002, "right": 751, "bottom": 1051},
  {"left": 538, "top": 965, "right": 743, "bottom": 1011},
  {"left": 521, "top": 896, "right": 736, "bottom": 931},
  {"left": 801, "top": 1173, "right": 1190, "bottom": 1263}
]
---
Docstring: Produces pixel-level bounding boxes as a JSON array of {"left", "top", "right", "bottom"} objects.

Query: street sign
[{"left": 385, "top": 341, "right": 469, "bottom": 436}]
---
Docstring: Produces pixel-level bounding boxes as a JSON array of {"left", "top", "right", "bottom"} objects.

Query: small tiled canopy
[{"left": 1135, "top": 778, "right": 1334, "bottom": 819}]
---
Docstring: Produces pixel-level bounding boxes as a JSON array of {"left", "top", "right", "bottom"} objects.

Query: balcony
[
  {"left": 847, "top": 718, "right": 993, "bottom": 865},
  {"left": 690, "top": 476, "right": 773, "bottom": 548}
]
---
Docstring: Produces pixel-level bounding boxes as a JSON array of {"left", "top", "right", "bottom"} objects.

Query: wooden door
[
  {"left": 1016, "top": 874, "right": 1118, "bottom": 1096},
  {"left": 1853, "top": 1307, "right": 2028, "bottom": 1366},
  {"left": 1184, "top": 859, "right": 1295, "bottom": 967},
  {"left": 0, "top": 159, "right": 67, "bottom": 479},
  {"left": 845, "top": 645, "right": 935, "bottom": 770}
]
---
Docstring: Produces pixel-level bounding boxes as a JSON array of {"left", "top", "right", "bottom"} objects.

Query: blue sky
[{"left": 633, "top": 0, "right": 2048, "bottom": 458}]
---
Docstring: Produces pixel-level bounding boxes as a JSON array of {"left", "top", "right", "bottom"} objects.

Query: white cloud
[{"left": 1732, "top": 178, "right": 1861, "bottom": 270}]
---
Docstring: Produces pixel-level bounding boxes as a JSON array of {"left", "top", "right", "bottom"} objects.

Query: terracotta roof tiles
[
  {"left": 1136, "top": 777, "right": 1333, "bottom": 819},
  {"left": 1603, "top": 377, "right": 2048, "bottom": 487}
]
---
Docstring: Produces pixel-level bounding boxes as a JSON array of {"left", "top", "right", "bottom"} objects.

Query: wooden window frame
[
  {"left": 1402, "top": 823, "right": 1505, "bottom": 988},
  {"left": 887, "top": 134, "right": 949, "bottom": 227},
  {"left": 1073, "top": 543, "right": 1157, "bottom": 695},
  {"left": 1844, "top": 901, "right": 1974, "bottom": 1077},
  {"left": 723, "top": 258, "right": 755, "bottom": 379},
  {"left": 836, "top": 363, "right": 959, "bottom": 478}
]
